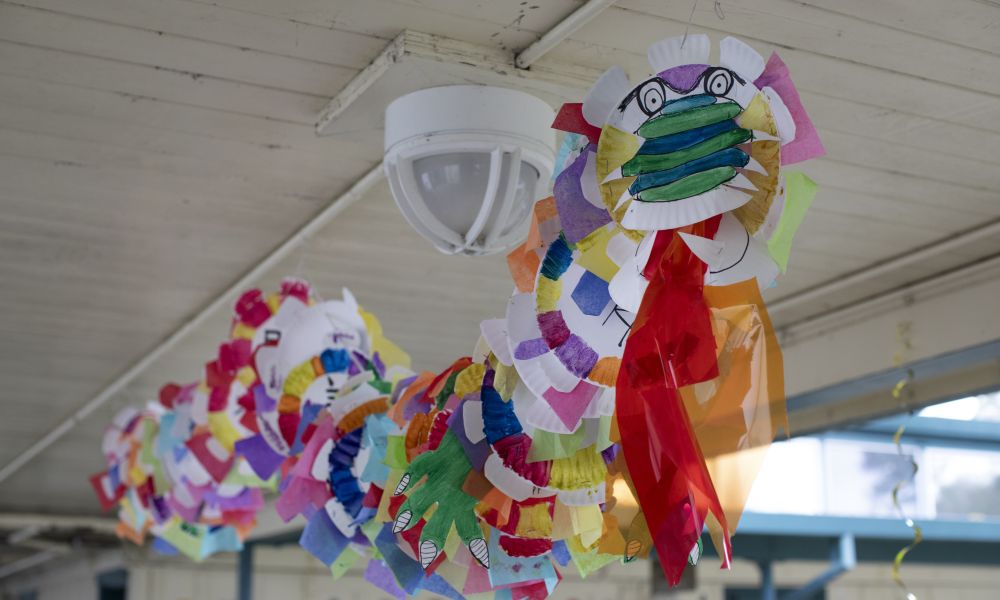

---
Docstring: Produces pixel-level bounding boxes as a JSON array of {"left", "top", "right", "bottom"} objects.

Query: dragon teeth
[
  {"left": 743, "top": 155, "right": 766, "bottom": 176},
  {"left": 614, "top": 188, "right": 631, "bottom": 210},
  {"left": 469, "top": 538, "right": 489, "bottom": 569},
  {"left": 394, "top": 473, "right": 410, "bottom": 496},
  {"left": 752, "top": 130, "right": 780, "bottom": 142},
  {"left": 392, "top": 510, "right": 412, "bottom": 534},
  {"left": 625, "top": 539, "right": 642, "bottom": 562},
  {"left": 726, "top": 172, "right": 757, "bottom": 193},
  {"left": 602, "top": 167, "right": 624, "bottom": 185},
  {"left": 419, "top": 540, "right": 438, "bottom": 569}
]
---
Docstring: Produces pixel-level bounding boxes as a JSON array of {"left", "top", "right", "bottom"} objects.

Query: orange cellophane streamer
[
  {"left": 507, "top": 197, "right": 558, "bottom": 293},
  {"left": 615, "top": 216, "right": 730, "bottom": 585},
  {"left": 681, "top": 279, "right": 788, "bottom": 560},
  {"left": 607, "top": 453, "right": 653, "bottom": 562}
]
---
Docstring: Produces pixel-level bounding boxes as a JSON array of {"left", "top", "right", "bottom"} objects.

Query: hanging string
[
  {"left": 292, "top": 244, "right": 309, "bottom": 281},
  {"left": 888, "top": 321, "right": 921, "bottom": 600},
  {"left": 681, "top": 0, "right": 727, "bottom": 48},
  {"left": 680, "top": 0, "right": 700, "bottom": 49}
]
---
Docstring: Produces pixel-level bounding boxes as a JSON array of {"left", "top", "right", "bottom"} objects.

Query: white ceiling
[{"left": 0, "top": 0, "right": 998, "bottom": 515}]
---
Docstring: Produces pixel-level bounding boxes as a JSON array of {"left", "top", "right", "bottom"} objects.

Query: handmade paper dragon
[{"left": 93, "top": 35, "right": 822, "bottom": 598}]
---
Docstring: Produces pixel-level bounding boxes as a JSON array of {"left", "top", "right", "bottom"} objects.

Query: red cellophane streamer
[{"left": 615, "top": 216, "right": 731, "bottom": 584}]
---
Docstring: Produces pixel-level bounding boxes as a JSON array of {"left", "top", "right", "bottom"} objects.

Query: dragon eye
[
  {"left": 704, "top": 68, "right": 735, "bottom": 97},
  {"left": 637, "top": 80, "right": 666, "bottom": 116}
]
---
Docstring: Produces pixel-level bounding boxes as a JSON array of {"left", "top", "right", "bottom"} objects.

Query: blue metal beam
[
  {"left": 822, "top": 427, "right": 1000, "bottom": 454},
  {"left": 237, "top": 542, "right": 254, "bottom": 600},
  {"left": 738, "top": 513, "right": 1000, "bottom": 543},
  {"left": 701, "top": 513, "right": 1000, "bottom": 567},
  {"left": 786, "top": 339, "right": 1000, "bottom": 420},
  {"left": 705, "top": 532, "right": 1000, "bottom": 566},
  {"left": 846, "top": 414, "right": 1000, "bottom": 447}
]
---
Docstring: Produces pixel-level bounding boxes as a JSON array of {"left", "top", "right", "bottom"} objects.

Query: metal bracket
[
  {"left": 314, "top": 30, "right": 602, "bottom": 137},
  {"left": 781, "top": 532, "right": 856, "bottom": 600}
]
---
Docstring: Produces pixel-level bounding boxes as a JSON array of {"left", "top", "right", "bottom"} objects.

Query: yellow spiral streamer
[{"left": 889, "top": 321, "right": 921, "bottom": 600}]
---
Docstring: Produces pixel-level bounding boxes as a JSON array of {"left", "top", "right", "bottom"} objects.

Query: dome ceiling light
[{"left": 384, "top": 85, "right": 556, "bottom": 256}]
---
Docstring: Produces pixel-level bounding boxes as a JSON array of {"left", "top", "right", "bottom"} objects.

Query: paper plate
[
  {"left": 719, "top": 36, "right": 766, "bottom": 83},
  {"left": 648, "top": 34, "right": 710, "bottom": 73},
  {"left": 597, "top": 34, "right": 795, "bottom": 236},
  {"left": 506, "top": 292, "right": 579, "bottom": 395},
  {"left": 608, "top": 233, "right": 654, "bottom": 314},
  {"left": 583, "top": 66, "right": 631, "bottom": 128},
  {"left": 480, "top": 318, "right": 513, "bottom": 366},
  {"left": 620, "top": 184, "right": 754, "bottom": 231}
]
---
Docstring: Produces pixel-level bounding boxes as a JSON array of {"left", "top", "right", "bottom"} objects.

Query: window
[
  {"left": 744, "top": 438, "right": 824, "bottom": 515},
  {"left": 925, "top": 447, "right": 1000, "bottom": 520},
  {"left": 823, "top": 439, "right": 924, "bottom": 519},
  {"left": 744, "top": 424, "right": 1000, "bottom": 522},
  {"left": 919, "top": 391, "right": 1000, "bottom": 422}
]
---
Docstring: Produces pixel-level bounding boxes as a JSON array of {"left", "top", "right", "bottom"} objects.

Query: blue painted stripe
[
  {"left": 628, "top": 147, "right": 749, "bottom": 195},
  {"left": 481, "top": 384, "right": 522, "bottom": 444},
  {"left": 637, "top": 119, "right": 738, "bottom": 154},
  {"left": 539, "top": 236, "right": 573, "bottom": 281},
  {"left": 328, "top": 428, "right": 365, "bottom": 517},
  {"left": 320, "top": 348, "right": 350, "bottom": 373},
  {"left": 656, "top": 93, "right": 716, "bottom": 116}
]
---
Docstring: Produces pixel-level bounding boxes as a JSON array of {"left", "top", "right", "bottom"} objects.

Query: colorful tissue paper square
[{"left": 299, "top": 509, "right": 349, "bottom": 566}]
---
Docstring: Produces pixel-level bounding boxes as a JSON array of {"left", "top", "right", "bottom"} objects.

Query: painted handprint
[{"left": 392, "top": 426, "right": 489, "bottom": 569}]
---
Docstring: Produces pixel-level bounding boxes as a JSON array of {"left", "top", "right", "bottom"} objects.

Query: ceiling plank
[
  {"left": 0, "top": 2, "right": 357, "bottom": 97},
  {"left": 817, "top": 128, "right": 1000, "bottom": 191},
  {"left": 0, "top": 41, "right": 326, "bottom": 123},
  {"left": 805, "top": 160, "right": 1000, "bottom": 217},
  {"left": 6, "top": 0, "right": 388, "bottom": 68},
  {"left": 0, "top": 101, "right": 372, "bottom": 184},
  {"left": 617, "top": 0, "right": 1000, "bottom": 96},
  {"left": 0, "top": 127, "right": 354, "bottom": 199},
  {"left": 552, "top": 12, "right": 1000, "bottom": 135},
  {"left": 809, "top": 189, "right": 985, "bottom": 232},
  {"left": 179, "top": 0, "right": 573, "bottom": 47},
  {"left": 801, "top": 91, "right": 1000, "bottom": 165},
  {"left": 0, "top": 73, "right": 353, "bottom": 154},
  {"left": 799, "top": 0, "right": 1000, "bottom": 56}
]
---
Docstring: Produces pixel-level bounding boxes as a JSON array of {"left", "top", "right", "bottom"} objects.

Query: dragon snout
[{"left": 624, "top": 95, "right": 750, "bottom": 203}]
